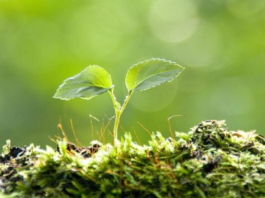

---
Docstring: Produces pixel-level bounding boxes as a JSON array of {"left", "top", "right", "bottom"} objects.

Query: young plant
[{"left": 53, "top": 58, "right": 184, "bottom": 145}]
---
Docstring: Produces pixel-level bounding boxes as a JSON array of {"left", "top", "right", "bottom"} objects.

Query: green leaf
[
  {"left": 125, "top": 58, "right": 184, "bottom": 92},
  {"left": 53, "top": 65, "right": 113, "bottom": 100}
]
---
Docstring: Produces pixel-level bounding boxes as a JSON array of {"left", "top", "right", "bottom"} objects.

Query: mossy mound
[{"left": 1, "top": 120, "right": 265, "bottom": 198}]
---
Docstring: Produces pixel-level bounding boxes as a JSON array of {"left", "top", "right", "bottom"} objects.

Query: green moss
[{"left": 1, "top": 120, "right": 265, "bottom": 198}]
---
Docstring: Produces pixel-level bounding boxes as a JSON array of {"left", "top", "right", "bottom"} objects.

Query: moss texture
[{"left": 1, "top": 120, "right": 265, "bottom": 198}]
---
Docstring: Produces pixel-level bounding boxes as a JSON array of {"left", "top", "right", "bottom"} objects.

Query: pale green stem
[
  {"left": 113, "top": 111, "right": 121, "bottom": 145},
  {"left": 108, "top": 89, "right": 134, "bottom": 145},
  {"left": 120, "top": 91, "right": 133, "bottom": 114},
  {"left": 108, "top": 89, "right": 119, "bottom": 114}
]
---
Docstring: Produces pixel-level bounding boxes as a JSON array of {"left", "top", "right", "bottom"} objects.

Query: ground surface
[{"left": 1, "top": 120, "right": 265, "bottom": 198}]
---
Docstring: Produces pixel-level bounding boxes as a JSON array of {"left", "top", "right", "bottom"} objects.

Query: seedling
[{"left": 53, "top": 58, "right": 184, "bottom": 145}]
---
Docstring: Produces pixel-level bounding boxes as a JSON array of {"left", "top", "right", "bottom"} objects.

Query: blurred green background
[{"left": 1, "top": 0, "right": 265, "bottom": 148}]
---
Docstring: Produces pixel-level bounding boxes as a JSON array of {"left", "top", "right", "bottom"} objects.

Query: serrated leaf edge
[
  {"left": 53, "top": 65, "right": 113, "bottom": 101},
  {"left": 125, "top": 58, "right": 185, "bottom": 91}
]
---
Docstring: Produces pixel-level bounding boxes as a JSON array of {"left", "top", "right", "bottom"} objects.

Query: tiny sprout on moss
[{"left": 53, "top": 58, "right": 184, "bottom": 145}]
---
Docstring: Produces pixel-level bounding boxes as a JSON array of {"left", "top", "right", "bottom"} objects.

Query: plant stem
[
  {"left": 108, "top": 90, "right": 133, "bottom": 145},
  {"left": 113, "top": 111, "right": 121, "bottom": 145},
  {"left": 120, "top": 91, "right": 133, "bottom": 115},
  {"left": 108, "top": 89, "right": 119, "bottom": 114}
]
